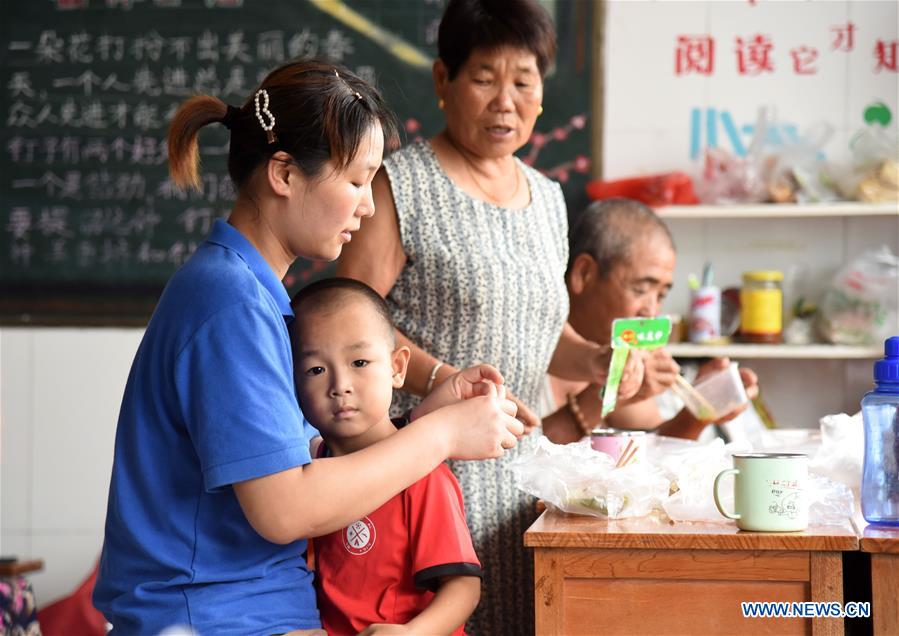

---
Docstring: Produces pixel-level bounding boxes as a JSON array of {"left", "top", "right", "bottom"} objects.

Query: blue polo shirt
[{"left": 94, "top": 220, "right": 320, "bottom": 635}]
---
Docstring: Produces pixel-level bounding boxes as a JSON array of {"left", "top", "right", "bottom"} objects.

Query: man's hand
[
  {"left": 628, "top": 348, "right": 680, "bottom": 404},
  {"left": 586, "top": 345, "right": 644, "bottom": 402},
  {"left": 694, "top": 357, "right": 760, "bottom": 424},
  {"left": 616, "top": 348, "right": 645, "bottom": 401}
]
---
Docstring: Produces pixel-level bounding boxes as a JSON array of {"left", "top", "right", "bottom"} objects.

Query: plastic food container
[{"left": 684, "top": 362, "right": 749, "bottom": 421}]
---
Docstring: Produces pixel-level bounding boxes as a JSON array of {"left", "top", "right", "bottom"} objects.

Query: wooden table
[
  {"left": 859, "top": 524, "right": 899, "bottom": 635},
  {"left": 524, "top": 510, "right": 858, "bottom": 635}
]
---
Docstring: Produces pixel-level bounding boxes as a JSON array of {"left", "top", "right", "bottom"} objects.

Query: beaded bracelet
[{"left": 566, "top": 391, "right": 589, "bottom": 433}]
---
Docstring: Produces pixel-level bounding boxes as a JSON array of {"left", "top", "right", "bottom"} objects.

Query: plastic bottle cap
[{"left": 874, "top": 336, "right": 899, "bottom": 383}]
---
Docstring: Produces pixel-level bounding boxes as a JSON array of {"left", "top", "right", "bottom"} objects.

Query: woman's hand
[
  {"left": 505, "top": 392, "right": 541, "bottom": 435},
  {"left": 441, "top": 386, "right": 522, "bottom": 459},
  {"left": 412, "top": 366, "right": 523, "bottom": 460},
  {"left": 412, "top": 364, "right": 507, "bottom": 419}
]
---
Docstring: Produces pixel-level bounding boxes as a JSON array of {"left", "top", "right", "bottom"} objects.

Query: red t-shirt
[{"left": 313, "top": 448, "right": 481, "bottom": 635}]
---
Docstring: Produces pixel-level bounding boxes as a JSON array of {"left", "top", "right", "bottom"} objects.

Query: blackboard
[{"left": 0, "top": 0, "right": 594, "bottom": 325}]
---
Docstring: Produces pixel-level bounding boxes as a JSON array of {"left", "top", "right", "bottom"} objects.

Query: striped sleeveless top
[{"left": 384, "top": 141, "right": 569, "bottom": 635}]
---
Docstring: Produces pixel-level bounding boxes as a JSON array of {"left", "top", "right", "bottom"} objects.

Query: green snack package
[{"left": 600, "top": 316, "right": 672, "bottom": 417}]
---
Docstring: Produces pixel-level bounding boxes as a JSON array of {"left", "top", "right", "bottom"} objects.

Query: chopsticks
[
  {"left": 614, "top": 439, "right": 639, "bottom": 468},
  {"left": 671, "top": 374, "right": 718, "bottom": 420}
]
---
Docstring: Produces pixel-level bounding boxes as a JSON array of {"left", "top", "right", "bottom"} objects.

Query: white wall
[
  {"left": 1, "top": 327, "right": 143, "bottom": 606},
  {"left": 602, "top": 0, "right": 898, "bottom": 177},
  {"left": 600, "top": 0, "right": 899, "bottom": 429}
]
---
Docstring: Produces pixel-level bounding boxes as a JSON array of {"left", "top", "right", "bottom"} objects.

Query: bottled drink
[{"left": 861, "top": 336, "right": 899, "bottom": 525}]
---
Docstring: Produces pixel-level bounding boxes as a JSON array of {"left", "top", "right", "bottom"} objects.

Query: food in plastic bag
[
  {"left": 760, "top": 120, "right": 839, "bottom": 204},
  {"left": 858, "top": 159, "right": 899, "bottom": 203},
  {"left": 695, "top": 106, "right": 843, "bottom": 204},
  {"left": 817, "top": 246, "right": 899, "bottom": 345},
  {"left": 694, "top": 147, "right": 767, "bottom": 204},
  {"left": 832, "top": 122, "right": 899, "bottom": 202},
  {"left": 511, "top": 437, "right": 670, "bottom": 519}
]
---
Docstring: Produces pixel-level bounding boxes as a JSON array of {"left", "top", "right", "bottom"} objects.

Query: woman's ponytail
[{"left": 167, "top": 95, "right": 227, "bottom": 192}]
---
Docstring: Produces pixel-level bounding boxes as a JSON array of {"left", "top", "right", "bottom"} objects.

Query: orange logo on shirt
[{"left": 343, "top": 517, "right": 376, "bottom": 555}]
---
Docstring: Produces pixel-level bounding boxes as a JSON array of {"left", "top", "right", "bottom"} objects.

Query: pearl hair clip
[
  {"left": 334, "top": 69, "right": 363, "bottom": 101},
  {"left": 254, "top": 88, "right": 277, "bottom": 144}
]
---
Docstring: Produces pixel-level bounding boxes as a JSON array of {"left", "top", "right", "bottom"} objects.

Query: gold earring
[
  {"left": 537, "top": 104, "right": 544, "bottom": 116},
  {"left": 438, "top": 99, "right": 445, "bottom": 109}
]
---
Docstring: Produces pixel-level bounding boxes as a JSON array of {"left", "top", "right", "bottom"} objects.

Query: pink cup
[{"left": 590, "top": 429, "right": 646, "bottom": 464}]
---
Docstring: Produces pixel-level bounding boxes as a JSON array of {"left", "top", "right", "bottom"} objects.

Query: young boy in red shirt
[{"left": 290, "top": 277, "right": 482, "bottom": 635}]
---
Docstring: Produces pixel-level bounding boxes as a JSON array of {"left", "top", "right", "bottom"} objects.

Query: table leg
[
  {"left": 810, "top": 552, "right": 843, "bottom": 636},
  {"left": 871, "top": 553, "right": 899, "bottom": 636},
  {"left": 534, "top": 548, "right": 563, "bottom": 635}
]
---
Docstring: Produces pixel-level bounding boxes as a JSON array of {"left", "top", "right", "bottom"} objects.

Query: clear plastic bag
[
  {"left": 831, "top": 123, "right": 899, "bottom": 202},
  {"left": 808, "top": 476, "right": 855, "bottom": 526},
  {"left": 651, "top": 437, "right": 741, "bottom": 522},
  {"left": 817, "top": 246, "right": 899, "bottom": 345},
  {"left": 809, "top": 411, "right": 864, "bottom": 493},
  {"left": 762, "top": 120, "right": 839, "bottom": 204},
  {"left": 510, "top": 437, "right": 670, "bottom": 518}
]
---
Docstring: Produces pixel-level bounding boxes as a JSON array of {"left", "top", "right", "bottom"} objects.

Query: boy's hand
[{"left": 357, "top": 623, "right": 411, "bottom": 635}]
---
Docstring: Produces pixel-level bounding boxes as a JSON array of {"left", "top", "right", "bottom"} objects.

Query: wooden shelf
[
  {"left": 667, "top": 343, "right": 882, "bottom": 359},
  {"left": 0, "top": 559, "right": 43, "bottom": 576},
  {"left": 655, "top": 201, "right": 898, "bottom": 219}
]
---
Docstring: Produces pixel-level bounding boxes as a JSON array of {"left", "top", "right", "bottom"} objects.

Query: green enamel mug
[{"left": 713, "top": 453, "right": 809, "bottom": 532}]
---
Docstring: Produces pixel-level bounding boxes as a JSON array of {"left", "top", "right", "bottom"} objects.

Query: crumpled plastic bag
[
  {"left": 695, "top": 106, "right": 840, "bottom": 204},
  {"left": 510, "top": 437, "right": 670, "bottom": 518},
  {"left": 817, "top": 246, "right": 899, "bottom": 345},
  {"left": 810, "top": 411, "right": 864, "bottom": 493},
  {"left": 651, "top": 437, "right": 742, "bottom": 522},
  {"left": 808, "top": 476, "right": 856, "bottom": 525},
  {"left": 760, "top": 120, "right": 839, "bottom": 204},
  {"left": 831, "top": 123, "right": 899, "bottom": 202}
]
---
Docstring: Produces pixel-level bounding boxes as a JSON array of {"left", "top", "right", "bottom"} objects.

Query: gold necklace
[{"left": 446, "top": 135, "right": 521, "bottom": 206}]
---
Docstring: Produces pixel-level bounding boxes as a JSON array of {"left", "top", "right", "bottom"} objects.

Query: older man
[{"left": 541, "top": 198, "right": 759, "bottom": 443}]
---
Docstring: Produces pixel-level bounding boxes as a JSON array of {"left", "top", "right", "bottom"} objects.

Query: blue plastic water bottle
[{"left": 861, "top": 336, "right": 899, "bottom": 525}]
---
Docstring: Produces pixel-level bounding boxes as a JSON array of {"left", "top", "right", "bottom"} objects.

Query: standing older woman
[{"left": 337, "top": 1, "right": 642, "bottom": 633}]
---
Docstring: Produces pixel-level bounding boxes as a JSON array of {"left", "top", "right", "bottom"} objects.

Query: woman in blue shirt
[{"left": 93, "top": 58, "right": 523, "bottom": 635}]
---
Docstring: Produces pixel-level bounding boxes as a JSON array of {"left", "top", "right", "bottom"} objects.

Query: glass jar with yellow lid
[{"left": 740, "top": 270, "right": 783, "bottom": 343}]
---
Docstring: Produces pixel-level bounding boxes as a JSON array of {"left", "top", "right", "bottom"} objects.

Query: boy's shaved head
[{"left": 291, "top": 277, "right": 395, "bottom": 346}]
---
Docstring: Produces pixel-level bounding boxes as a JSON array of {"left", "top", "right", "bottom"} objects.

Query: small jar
[{"left": 740, "top": 270, "right": 783, "bottom": 343}]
